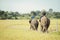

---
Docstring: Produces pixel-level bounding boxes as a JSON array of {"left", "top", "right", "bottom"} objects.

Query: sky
[{"left": 0, "top": 0, "right": 60, "bottom": 13}]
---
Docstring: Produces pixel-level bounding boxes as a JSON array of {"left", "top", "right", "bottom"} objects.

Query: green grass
[{"left": 0, "top": 19, "right": 60, "bottom": 40}]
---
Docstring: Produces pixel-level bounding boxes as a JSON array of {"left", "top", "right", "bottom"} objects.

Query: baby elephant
[{"left": 29, "top": 19, "right": 39, "bottom": 30}]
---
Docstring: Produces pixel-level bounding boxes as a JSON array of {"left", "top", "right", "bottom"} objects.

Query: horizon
[{"left": 0, "top": 0, "right": 60, "bottom": 13}]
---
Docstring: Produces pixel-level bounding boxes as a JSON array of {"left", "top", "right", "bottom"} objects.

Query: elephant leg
[
  {"left": 35, "top": 26, "right": 38, "bottom": 30},
  {"left": 30, "top": 25, "right": 35, "bottom": 30},
  {"left": 30, "top": 23, "right": 32, "bottom": 29},
  {"left": 45, "top": 24, "right": 50, "bottom": 32},
  {"left": 45, "top": 26, "right": 49, "bottom": 33},
  {"left": 43, "top": 25, "right": 46, "bottom": 32},
  {"left": 35, "top": 24, "right": 38, "bottom": 30},
  {"left": 31, "top": 24, "right": 35, "bottom": 30},
  {"left": 41, "top": 25, "right": 43, "bottom": 31}
]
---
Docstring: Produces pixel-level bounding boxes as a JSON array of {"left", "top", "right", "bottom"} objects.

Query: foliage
[{"left": 0, "top": 9, "right": 60, "bottom": 20}]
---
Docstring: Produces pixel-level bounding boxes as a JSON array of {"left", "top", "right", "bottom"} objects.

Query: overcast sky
[{"left": 0, "top": 0, "right": 60, "bottom": 13}]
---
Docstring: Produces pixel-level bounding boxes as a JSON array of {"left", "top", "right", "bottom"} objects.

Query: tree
[
  {"left": 31, "top": 11, "right": 37, "bottom": 16},
  {"left": 49, "top": 8, "right": 53, "bottom": 13},
  {"left": 1, "top": 11, "right": 6, "bottom": 19},
  {"left": 35, "top": 10, "right": 41, "bottom": 15},
  {"left": 4, "top": 11, "right": 9, "bottom": 19},
  {"left": 14, "top": 12, "right": 20, "bottom": 19}
]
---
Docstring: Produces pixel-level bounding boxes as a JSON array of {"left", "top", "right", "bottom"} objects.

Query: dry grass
[{"left": 0, "top": 19, "right": 60, "bottom": 40}]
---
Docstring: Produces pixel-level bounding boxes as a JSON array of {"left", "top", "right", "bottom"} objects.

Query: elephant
[
  {"left": 39, "top": 16, "right": 50, "bottom": 32},
  {"left": 29, "top": 19, "right": 39, "bottom": 30}
]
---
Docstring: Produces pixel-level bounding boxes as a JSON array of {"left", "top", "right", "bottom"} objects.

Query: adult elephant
[
  {"left": 29, "top": 19, "right": 39, "bottom": 30},
  {"left": 39, "top": 10, "right": 50, "bottom": 32}
]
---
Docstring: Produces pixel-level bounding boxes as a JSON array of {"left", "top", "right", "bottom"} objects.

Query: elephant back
[
  {"left": 31, "top": 19, "right": 38, "bottom": 25},
  {"left": 40, "top": 16, "right": 48, "bottom": 26}
]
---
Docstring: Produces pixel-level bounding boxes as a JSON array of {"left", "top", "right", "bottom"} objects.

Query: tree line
[{"left": 0, "top": 9, "right": 60, "bottom": 20}]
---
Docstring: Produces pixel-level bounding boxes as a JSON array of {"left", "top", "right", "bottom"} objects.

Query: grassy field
[{"left": 0, "top": 19, "right": 60, "bottom": 40}]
